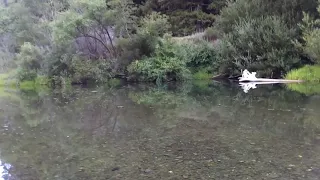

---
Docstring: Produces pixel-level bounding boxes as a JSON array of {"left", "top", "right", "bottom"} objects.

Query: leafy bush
[
  {"left": 128, "top": 37, "right": 219, "bottom": 82},
  {"left": 127, "top": 39, "right": 191, "bottom": 83},
  {"left": 116, "top": 34, "right": 159, "bottom": 73},
  {"left": 176, "top": 40, "right": 219, "bottom": 78},
  {"left": 285, "top": 65, "right": 320, "bottom": 82},
  {"left": 192, "top": 69, "right": 213, "bottom": 80},
  {"left": 168, "top": 10, "right": 215, "bottom": 36},
  {"left": 69, "top": 56, "right": 113, "bottom": 84},
  {"left": 217, "top": 16, "right": 300, "bottom": 77},
  {"left": 296, "top": 4, "right": 320, "bottom": 64},
  {"left": 177, "top": 41, "right": 218, "bottom": 70},
  {"left": 215, "top": 0, "right": 318, "bottom": 36},
  {"left": 116, "top": 12, "right": 171, "bottom": 75},
  {"left": 300, "top": 28, "right": 320, "bottom": 63},
  {"left": 139, "top": 12, "right": 171, "bottom": 37},
  {"left": 203, "top": 27, "right": 218, "bottom": 41},
  {"left": 127, "top": 37, "right": 220, "bottom": 82},
  {"left": 16, "top": 42, "right": 45, "bottom": 81}
]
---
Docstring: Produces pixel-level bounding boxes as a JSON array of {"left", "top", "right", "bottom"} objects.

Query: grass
[
  {"left": 285, "top": 65, "right": 320, "bottom": 82},
  {"left": 192, "top": 70, "right": 213, "bottom": 80}
]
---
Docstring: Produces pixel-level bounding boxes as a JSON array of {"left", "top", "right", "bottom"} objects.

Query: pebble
[
  {"left": 112, "top": 167, "right": 120, "bottom": 171},
  {"left": 169, "top": 171, "right": 173, "bottom": 174},
  {"left": 183, "top": 175, "right": 188, "bottom": 179},
  {"left": 144, "top": 169, "right": 152, "bottom": 174},
  {"left": 267, "top": 173, "right": 279, "bottom": 178}
]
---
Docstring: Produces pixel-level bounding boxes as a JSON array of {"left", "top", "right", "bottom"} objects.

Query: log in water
[{"left": 239, "top": 78, "right": 304, "bottom": 83}]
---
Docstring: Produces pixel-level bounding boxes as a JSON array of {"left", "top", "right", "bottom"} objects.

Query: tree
[
  {"left": 140, "top": 0, "right": 226, "bottom": 36},
  {"left": 52, "top": 0, "right": 137, "bottom": 59},
  {"left": 296, "top": 0, "right": 320, "bottom": 64}
]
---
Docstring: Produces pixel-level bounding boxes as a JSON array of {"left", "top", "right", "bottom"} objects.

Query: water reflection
[
  {"left": 0, "top": 160, "right": 11, "bottom": 180},
  {"left": 0, "top": 82, "right": 319, "bottom": 179}
]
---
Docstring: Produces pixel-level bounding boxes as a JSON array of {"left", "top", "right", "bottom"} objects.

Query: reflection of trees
[
  {"left": 204, "top": 84, "right": 315, "bottom": 141},
  {"left": 128, "top": 82, "right": 319, "bottom": 142},
  {"left": 0, "top": 86, "right": 157, "bottom": 179},
  {"left": 0, "top": 83, "right": 319, "bottom": 179},
  {"left": 286, "top": 83, "right": 320, "bottom": 95}
]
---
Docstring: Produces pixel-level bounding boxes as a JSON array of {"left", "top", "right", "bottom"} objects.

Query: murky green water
[{"left": 0, "top": 81, "right": 320, "bottom": 180}]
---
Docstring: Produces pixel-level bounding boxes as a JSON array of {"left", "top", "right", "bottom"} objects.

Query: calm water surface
[{"left": 0, "top": 81, "right": 320, "bottom": 180}]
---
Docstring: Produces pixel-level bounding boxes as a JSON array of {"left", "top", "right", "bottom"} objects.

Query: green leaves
[
  {"left": 139, "top": 12, "right": 170, "bottom": 37},
  {"left": 297, "top": 1, "right": 320, "bottom": 64},
  {"left": 127, "top": 37, "right": 218, "bottom": 82},
  {"left": 127, "top": 39, "right": 191, "bottom": 82},
  {"left": 217, "top": 16, "right": 300, "bottom": 77},
  {"left": 16, "top": 42, "right": 46, "bottom": 81},
  {"left": 51, "top": 10, "right": 83, "bottom": 44}
]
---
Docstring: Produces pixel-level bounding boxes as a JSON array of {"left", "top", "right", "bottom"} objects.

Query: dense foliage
[
  {"left": 127, "top": 37, "right": 217, "bottom": 83},
  {"left": 285, "top": 1, "right": 320, "bottom": 82},
  {"left": 213, "top": 0, "right": 319, "bottom": 78},
  {"left": 1, "top": 0, "right": 320, "bottom": 84},
  {"left": 217, "top": 16, "right": 300, "bottom": 77},
  {"left": 139, "top": 0, "right": 226, "bottom": 36}
]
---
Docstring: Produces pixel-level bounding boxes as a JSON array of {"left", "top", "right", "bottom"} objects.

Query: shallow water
[{"left": 0, "top": 81, "right": 320, "bottom": 180}]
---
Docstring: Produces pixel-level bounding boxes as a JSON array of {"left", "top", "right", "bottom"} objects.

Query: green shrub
[
  {"left": 215, "top": 0, "right": 318, "bottom": 36},
  {"left": 17, "top": 68, "right": 38, "bottom": 81},
  {"left": 215, "top": 0, "right": 265, "bottom": 35},
  {"left": 296, "top": 4, "right": 320, "bottom": 64},
  {"left": 16, "top": 42, "right": 45, "bottom": 81},
  {"left": 285, "top": 65, "right": 320, "bottom": 82},
  {"left": 178, "top": 41, "right": 218, "bottom": 71},
  {"left": 127, "top": 39, "right": 191, "bottom": 83},
  {"left": 203, "top": 27, "right": 218, "bottom": 41},
  {"left": 217, "top": 16, "right": 300, "bottom": 77},
  {"left": 139, "top": 12, "right": 171, "bottom": 37},
  {"left": 69, "top": 56, "right": 113, "bottom": 84},
  {"left": 300, "top": 28, "right": 320, "bottom": 63},
  {"left": 127, "top": 37, "right": 219, "bottom": 82},
  {"left": 192, "top": 70, "right": 213, "bottom": 80},
  {"left": 116, "top": 12, "right": 171, "bottom": 75},
  {"left": 168, "top": 10, "right": 215, "bottom": 36},
  {"left": 116, "top": 34, "right": 159, "bottom": 72}
]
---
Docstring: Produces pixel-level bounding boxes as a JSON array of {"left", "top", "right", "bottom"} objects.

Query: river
[{"left": 0, "top": 81, "right": 319, "bottom": 180}]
